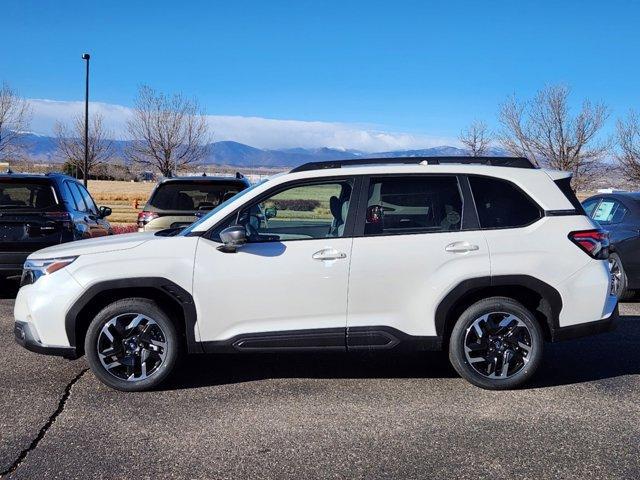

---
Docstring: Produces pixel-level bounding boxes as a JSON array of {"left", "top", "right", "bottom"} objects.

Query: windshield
[
  {"left": 179, "top": 178, "right": 270, "bottom": 236},
  {"left": 147, "top": 181, "right": 246, "bottom": 212},
  {"left": 0, "top": 181, "right": 58, "bottom": 210}
]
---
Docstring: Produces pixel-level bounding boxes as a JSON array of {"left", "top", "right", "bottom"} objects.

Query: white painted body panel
[
  {"left": 193, "top": 237, "right": 352, "bottom": 340},
  {"left": 347, "top": 231, "right": 490, "bottom": 336},
  {"left": 483, "top": 215, "right": 613, "bottom": 327}
]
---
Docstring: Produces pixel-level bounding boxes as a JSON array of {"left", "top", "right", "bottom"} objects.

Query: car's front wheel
[
  {"left": 85, "top": 298, "right": 180, "bottom": 391},
  {"left": 448, "top": 297, "right": 543, "bottom": 390}
]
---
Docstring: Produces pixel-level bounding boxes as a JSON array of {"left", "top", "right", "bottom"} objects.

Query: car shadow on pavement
[
  {"left": 165, "top": 313, "right": 640, "bottom": 391},
  {"left": 530, "top": 313, "right": 640, "bottom": 389},
  {"left": 165, "top": 350, "right": 458, "bottom": 391}
]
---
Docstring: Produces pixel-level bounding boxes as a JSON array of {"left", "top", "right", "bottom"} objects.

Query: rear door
[
  {"left": 66, "top": 181, "right": 107, "bottom": 237},
  {"left": 346, "top": 175, "right": 490, "bottom": 345}
]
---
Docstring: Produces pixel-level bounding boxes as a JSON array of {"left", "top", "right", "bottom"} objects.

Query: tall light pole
[{"left": 82, "top": 53, "right": 90, "bottom": 187}]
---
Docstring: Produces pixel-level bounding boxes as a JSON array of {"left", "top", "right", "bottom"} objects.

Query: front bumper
[{"left": 14, "top": 320, "right": 78, "bottom": 358}]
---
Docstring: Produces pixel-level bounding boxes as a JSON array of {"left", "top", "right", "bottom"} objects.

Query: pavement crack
[{"left": 0, "top": 368, "right": 88, "bottom": 478}]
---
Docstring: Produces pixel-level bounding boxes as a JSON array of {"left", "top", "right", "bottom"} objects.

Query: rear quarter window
[{"left": 469, "top": 176, "right": 542, "bottom": 229}]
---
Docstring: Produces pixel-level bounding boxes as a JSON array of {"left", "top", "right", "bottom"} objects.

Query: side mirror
[
  {"left": 218, "top": 225, "right": 247, "bottom": 253},
  {"left": 265, "top": 206, "right": 277, "bottom": 219},
  {"left": 98, "top": 206, "right": 112, "bottom": 218}
]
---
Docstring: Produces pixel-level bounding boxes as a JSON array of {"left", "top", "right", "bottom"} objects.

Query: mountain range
[{"left": 16, "top": 133, "right": 508, "bottom": 168}]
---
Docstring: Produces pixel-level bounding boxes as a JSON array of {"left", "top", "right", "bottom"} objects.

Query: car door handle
[
  {"left": 312, "top": 248, "right": 347, "bottom": 261},
  {"left": 445, "top": 242, "right": 480, "bottom": 253}
]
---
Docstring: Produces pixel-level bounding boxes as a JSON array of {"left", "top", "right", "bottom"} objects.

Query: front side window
[
  {"left": 469, "top": 176, "right": 541, "bottom": 229},
  {"left": 363, "top": 176, "right": 462, "bottom": 236},
  {"left": 212, "top": 180, "right": 354, "bottom": 242},
  {"left": 592, "top": 199, "right": 627, "bottom": 224}
]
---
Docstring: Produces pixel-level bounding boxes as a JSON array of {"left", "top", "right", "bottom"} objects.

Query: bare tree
[
  {"left": 498, "top": 85, "right": 609, "bottom": 189},
  {"left": 460, "top": 120, "right": 492, "bottom": 156},
  {"left": 55, "top": 113, "right": 115, "bottom": 179},
  {"left": 126, "top": 85, "right": 210, "bottom": 177},
  {"left": 0, "top": 82, "right": 32, "bottom": 162},
  {"left": 616, "top": 110, "right": 640, "bottom": 184}
]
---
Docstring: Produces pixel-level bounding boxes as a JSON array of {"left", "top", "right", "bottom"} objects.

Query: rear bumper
[
  {"left": 14, "top": 320, "right": 78, "bottom": 358},
  {"left": 0, "top": 251, "right": 30, "bottom": 277},
  {"left": 551, "top": 298, "right": 618, "bottom": 342}
]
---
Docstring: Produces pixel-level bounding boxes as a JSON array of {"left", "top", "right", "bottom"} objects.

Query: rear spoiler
[{"left": 543, "top": 169, "right": 572, "bottom": 181}]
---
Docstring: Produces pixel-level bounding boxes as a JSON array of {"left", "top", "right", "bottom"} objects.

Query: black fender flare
[
  {"left": 434, "top": 275, "right": 563, "bottom": 337},
  {"left": 64, "top": 277, "right": 201, "bottom": 353}
]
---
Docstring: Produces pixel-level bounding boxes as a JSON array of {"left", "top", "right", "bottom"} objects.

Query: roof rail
[{"left": 289, "top": 156, "right": 536, "bottom": 173}]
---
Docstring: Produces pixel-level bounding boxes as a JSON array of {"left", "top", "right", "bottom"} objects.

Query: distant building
[
  {"left": 0, "top": 162, "right": 9, "bottom": 172},
  {"left": 597, "top": 188, "right": 627, "bottom": 194}
]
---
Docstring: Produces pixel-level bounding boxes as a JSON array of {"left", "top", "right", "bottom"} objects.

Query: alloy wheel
[
  {"left": 609, "top": 256, "right": 622, "bottom": 297},
  {"left": 463, "top": 312, "right": 533, "bottom": 379},
  {"left": 97, "top": 313, "right": 167, "bottom": 382}
]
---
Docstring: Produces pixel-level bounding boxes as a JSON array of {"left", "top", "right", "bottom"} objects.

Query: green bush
[{"left": 271, "top": 199, "right": 321, "bottom": 211}]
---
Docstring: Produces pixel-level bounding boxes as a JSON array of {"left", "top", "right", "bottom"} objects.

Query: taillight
[
  {"left": 568, "top": 229, "right": 609, "bottom": 259},
  {"left": 137, "top": 211, "right": 158, "bottom": 229}
]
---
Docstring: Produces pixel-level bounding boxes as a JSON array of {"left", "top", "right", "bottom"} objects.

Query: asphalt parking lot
[{"left": 1, "top": 284, "right": 639, "bottom": 479}]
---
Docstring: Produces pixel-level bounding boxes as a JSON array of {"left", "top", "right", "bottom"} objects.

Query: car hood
[{"left": 29, "top": 232, "right": 155, "bottom": 259}]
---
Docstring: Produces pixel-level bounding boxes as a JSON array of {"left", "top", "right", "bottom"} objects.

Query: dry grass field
[{"left": 87, "top": 180, "right": 155, "bottom": 224}]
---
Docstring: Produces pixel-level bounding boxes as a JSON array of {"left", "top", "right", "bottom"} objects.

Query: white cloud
[{"left": 27, "top": 99, "right": 456, "bottom": 152}]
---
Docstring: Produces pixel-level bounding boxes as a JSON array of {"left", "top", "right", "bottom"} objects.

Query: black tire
[
  {"left": 85, "top": 298, "right": 180, "bottom": 392},
  {"left": 448, "top": 296, "right": 543, "bottom": 390},
  {"left": 609, "top": 253, "right": 633, "bottom": 301}
]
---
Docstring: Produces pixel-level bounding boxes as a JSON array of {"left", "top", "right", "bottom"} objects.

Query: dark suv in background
[
  {"left": 137, "top": 173, "right": 251, "bottom": 232},
  {"left": 0, "top": 172, "right": 112, "bottom": 280},
  {"left": 582, "top": 192, "right": 640, "bottom": 299}
]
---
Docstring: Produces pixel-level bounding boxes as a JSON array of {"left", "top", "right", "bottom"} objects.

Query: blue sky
[{"left": 2, "top": 0, "right": 639, "bottom": 150}]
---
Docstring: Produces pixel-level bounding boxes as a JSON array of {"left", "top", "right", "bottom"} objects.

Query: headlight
[{"left": 21, "top": 257, "right": 78, "bottom": 286}]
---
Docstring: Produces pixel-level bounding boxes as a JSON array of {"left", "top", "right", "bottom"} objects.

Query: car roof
[
  {"left": 157, "top": 175, "right": 250, "bottom": 185},
  {"left": 585, "top": 192, "right": 640, "bottom": 201},
  {"left": 0, "top": 172, "right": 77, "bottom": 182}
]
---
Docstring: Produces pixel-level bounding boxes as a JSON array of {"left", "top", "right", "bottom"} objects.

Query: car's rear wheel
[
  {"left": 448, "top": 297, "right": 543, "bottom": 390},
  {"left": 85, "top": 298, "right": 180, "bottom": 391},
  {"left": 609, "top": 253, "right": 633, "bottom": 300}
]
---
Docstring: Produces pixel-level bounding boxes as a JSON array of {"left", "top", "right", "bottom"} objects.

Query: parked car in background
[
  {"left": 582, "top": 192, "right": 640, "bottom": 299},
  {"left": 1, "top": 172, "right": 112, "bottom": 281},
  {"left": 14, "top": 157, "right": 616, "bottom": 392},
  {"left": 137, "top": 174, "right": 251, "bottom": 232}
]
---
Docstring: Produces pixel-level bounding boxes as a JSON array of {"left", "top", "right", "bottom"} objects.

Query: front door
[
  {"left": 193, "top": 178, "right": 357, "bottom": 349},
  {"left": 346, "top": 175, "right": 490, "bottom": 346}
]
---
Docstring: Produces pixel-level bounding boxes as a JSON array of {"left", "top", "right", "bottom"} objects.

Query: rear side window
[
  {"left": 364, "top": 176, "right": 462, "bottom": 235},
  {"left": 148, "top": 182, "right": 245, "bottom": 212},
  {"left": 67, "top": 182, "right": 87, "bottom": 212},
  {"left": 469, "top": 176, "right": 541, "bottom": 229},
  {"left": 76, "top": 183, "right": 98, "bottom": 214},
  {"left": 0, "top": 181, "right": 57, "bottom": 210}
]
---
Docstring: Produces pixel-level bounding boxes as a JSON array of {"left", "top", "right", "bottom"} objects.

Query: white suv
[{"left": 14, "top": 157, "right": 617, "bottom": 391}]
